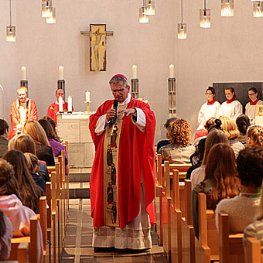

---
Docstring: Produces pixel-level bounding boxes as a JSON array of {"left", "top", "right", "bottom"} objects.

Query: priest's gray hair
[{"left": 109, "top": 76, "right": 128, "bottom": 86}]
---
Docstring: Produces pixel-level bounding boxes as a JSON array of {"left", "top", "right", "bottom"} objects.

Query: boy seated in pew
[
  {"left": 0, "top": 210, "right": 12, "bottom": 260},
  {"left": 0, "top": 159, "right": 43, "bottom": 263},
  {"left": 216, "top": 146, "right": 263, "bottom": 233}
]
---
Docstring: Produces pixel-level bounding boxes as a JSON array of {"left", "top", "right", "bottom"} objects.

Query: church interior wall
[{"left": 0, "top": 0, "right": 262, "bottom": 143}]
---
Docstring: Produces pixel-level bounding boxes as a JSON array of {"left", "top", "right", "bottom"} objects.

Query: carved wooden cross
[{"left": 81, "top": 24, "right": 113, "bottom": 72}]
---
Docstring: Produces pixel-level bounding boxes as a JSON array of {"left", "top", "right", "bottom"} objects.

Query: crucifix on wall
[{"left": 81, "top": 24, "right": 113, "bottom": 72}]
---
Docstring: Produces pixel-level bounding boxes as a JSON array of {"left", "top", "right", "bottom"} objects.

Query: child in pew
[
  {"left": 192, "top": 143, "right": 240, "bottom": 238},
  {"left": 0, "top": 159, "right": 43, "bottom": 263},
  {"left": 216, "top": 146, "right": 263, "bottom": 233},
  {"left": 0, "top": 210, "right": 12, "bottom": 260},
  {"left": 243, "top": 181, "right": 263, "bottom": 253},
  {"left": 3, "top": 150, "right": 43, "bottom": 212},
  {"left": 246, "top": 125, "right": 263, "bottom": 147}
]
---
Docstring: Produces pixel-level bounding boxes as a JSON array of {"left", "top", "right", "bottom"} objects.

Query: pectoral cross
[{"left": 81, "top": 24, "right": 113, "bottom": 72}]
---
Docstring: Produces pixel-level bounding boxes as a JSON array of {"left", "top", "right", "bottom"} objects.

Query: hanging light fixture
[
  {"left": 253, "top": 1, "right": 263, "bottom": 17},
  {"left": 139, "top": 1, "right": 149, "bottom": 24},
  {"left": 200, "top": 0, "right": 211, "bottom": 28},
  {"left": 178, "top": 0, "right": 187, "bottom": 39},
  {"left": 145, "top": 0, "right": 156, "bottom": 16},
  {"left": 6, "top": 0, "right": 16, "bottom": 42},
  {"left": 42, "top": 0, "right": 53, "bottom": 18},
  {"left": 221, "top": 0, "right": 234, "bottom": 16},
  {"left": 46, "top": 7, "right": 56, "bottom": 23}
]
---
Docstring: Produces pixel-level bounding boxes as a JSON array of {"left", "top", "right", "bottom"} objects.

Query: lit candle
[
  {"left": 59, "top": 66, "right": 64, "bottom": 80},
  {"left": 85, "top": 91, "right": 90, "bottom": 103},
  {"left": 169, "top": 64, "right": 175, "bottom": 78},
  {"left": 68, "top": 96, "right": 73, "bottom": 112},
  {"left": 21, "top": 66, "right": 27, "bottom": 80},
  {"left": 132, "top": 65, "right": 138, "bottom": 79},
  {"left": 58, "top": 96, "right": 63, "bottom": 112}
]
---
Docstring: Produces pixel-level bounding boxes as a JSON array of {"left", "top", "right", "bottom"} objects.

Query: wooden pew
[
  {"left": 244, "top": 237, "right": 262, "bottom": 263},
  {"left": 219, "top": 213, "right": 245, "bottom": 263}
]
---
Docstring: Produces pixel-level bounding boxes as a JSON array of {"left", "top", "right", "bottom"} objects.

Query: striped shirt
[{"left": 244, "top": 219, "right": 263, "bottom": 252}]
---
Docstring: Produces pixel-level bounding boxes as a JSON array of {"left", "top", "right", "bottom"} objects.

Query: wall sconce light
[
  {"left": 42, "top": 0, "right": 53, "bottom": 18},
  {"left": 46, "top": 7, "right": 56, "bottom": 23},
  {"left": 200, "top": 0, "right": 211, "bottom": 28},
  {"left": 221, "top": 0, "right": 234, "bottom": 16},
  {"left": 6, "top": 0, "right": 16, "bottom": 42},
  {"left": 145, "top": 0, "right": 156, "bottom": 16},
  {"left": 253, "top": 1, "right": 263, "bottom": 17},
  {"left": 139, "top": 6, "right": 149, "bottom": 23},
  {"left": 178, "top": 0, "right": 187, "bottom": 39}
]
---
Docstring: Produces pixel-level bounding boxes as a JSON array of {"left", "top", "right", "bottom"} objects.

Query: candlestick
[
  {"left": 85, "top": 91, "right": 90, "bottom": 103},
  {"left": 21, "top": 66, "right": 27, "bottom": 80},
  {"left": 59, "top": 66, "right": 64, "bottom": 80},
  {"left": 58, "top": 96, "right": 63, "bottom": 112},
  {"left": 169, "top": 64, "right": 175, "bottom": 78},
  {"left": 132, "top": 65, "right": 138, "bottom": 79},
  {"left": 68, "top": 96, "right": 73, "bottom": 113}
]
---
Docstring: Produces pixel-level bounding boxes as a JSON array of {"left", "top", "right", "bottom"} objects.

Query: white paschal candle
[
  {"left": 58, "top": 96, "right": 63, "bottom": 112},
  {"left": 169, "top": 64, "right": 175, "bottom": 78},
  {"left": 86, "top": 91, "right": 90, "bottom": 103},
  {"left": 132, "top": 65, "right": 137, "bottom": 79},
  {"left": 21, "top": 66, "right": 27, "bottom": 80},
  {"left": 68, "top": 96, "right": 73, "bottom": 112},
  {"left": 59, "top": 66, "right": 64, "bottom": 80}
]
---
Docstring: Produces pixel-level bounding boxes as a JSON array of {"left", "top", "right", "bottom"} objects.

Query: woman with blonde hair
[
  {"left": 158, "top": 118, "right": 195, "bottom": 163},
  {"left": 192, "top": 143, "right": 240, "bottom": 238},
  {"left": 247, "top": 125, "right": 263, "bottom": 146},
  {"left": 219, "top": 116, "right": 245, "bottom": 157},
  {"left": 23, "top": 120, "right": 55, "bottom": 166}
]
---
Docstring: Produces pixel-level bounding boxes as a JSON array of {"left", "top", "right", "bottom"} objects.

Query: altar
[{"left": 57, "top": 112, "right": 95, "bottom": 172}]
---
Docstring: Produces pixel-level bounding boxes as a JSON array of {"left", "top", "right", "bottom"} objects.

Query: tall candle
[
  {"left": 85, "top": 91, "right": 90, "bottom": 103},
  {"left": 58, "top": 96, "right": 63, "bottom": 112},
  {"left": 59, "top": 66, "right": 64, "bottom": 80},
  {"left": 169, "top": 64, "right": 175, "bottom": 78},
  {"left": 21, "top": 66, "right": 27, "bottom": 80},
  {"left": 132, "top": 65, "right": 138, "bottom": 79},
  {"left": 68, "top": 96, "right": 73, "bottom": 112}
]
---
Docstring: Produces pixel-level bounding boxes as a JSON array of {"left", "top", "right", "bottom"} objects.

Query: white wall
[{"left": 0, "top": 0, "right": 263, "bottom": 142}]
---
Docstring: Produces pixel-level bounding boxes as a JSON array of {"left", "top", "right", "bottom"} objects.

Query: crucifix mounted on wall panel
[{"left": 81, "top": 24, "right": 113, "bottom": 71}]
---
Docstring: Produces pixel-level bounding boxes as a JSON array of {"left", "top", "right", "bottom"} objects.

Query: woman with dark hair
[
  {"left": 197, "top": 87, "right": 221, "bottom": 132},
  {"left": 216, "top": 146, "right": 263, "bottom": 233},
  {"left": 3, "top": 150, "right": 43, "bottom": 212},
  {"left": 218, "top": 87, "right": 243, "bottom": 120},
  {"left": 245, "top": 87, "right": 263, "bottom": 124},
  {"left": 192, "top": 143, "right": 240, "bottom": 238},
  {"left": 158, "top": 118, "right": 195, "bottom": 163},
  {"left": 236, "top": 114, "right": 250, "bottom": 144}
]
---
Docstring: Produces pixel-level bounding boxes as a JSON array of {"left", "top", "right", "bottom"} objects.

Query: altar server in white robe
[
  {"left": 197, "top": 86, "right": 221, "bottom": 130},
  {"left": 245, "top": 87, "right": 263, "bottom": 124},
  {"left": 218, "top": 87, "right": 243, "bottom": 120}
]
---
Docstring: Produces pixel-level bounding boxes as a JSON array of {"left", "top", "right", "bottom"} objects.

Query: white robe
[
  {"left": 218, "top": 100, "right": 243, "bottom": 120},
  {"left": 245, "top": 100, "right": 263, "bottom": 124}
]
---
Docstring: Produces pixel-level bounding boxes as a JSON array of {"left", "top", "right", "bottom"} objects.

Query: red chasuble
[
  {"left": 47, "top": 102, "right": 68, "bottom": 124},
  {"left": 89, "top": 98, "right": 156, "bottom": 228}
]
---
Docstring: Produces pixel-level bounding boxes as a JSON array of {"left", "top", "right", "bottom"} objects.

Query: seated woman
[
  {"left": 156, "top": 117, "right": 178, "bottom": 152},
  {"left": 236, "top": 114, "right": 250, "bottom": 145},
  {"left": 190, "top": 129, "right": 228, "bottom": 189},
  {"left": 0, "top": 210, "right": 12, "bottom": 260},
  {"left": 247, "top": 125, "right": 263, "bottom": 146},
  {"left": 218, "top": 87, "right": 243, "bottom": 120},
  {"left": 220, "top": 116, "right": 245, "bottom": 157},
  {"left": 195, "top": 87, "right": 221, "bottom": 140},
  {"left": 158, "top": 118, "right": 195, "bottom": 164},
  {"left": 8, "top": 133, "right": 49, "bottom": 182},
  {"left": 216, "top": 146, "right": 263, "bottom": 233},
  {"left": 23, "top": 120, "right": 55, "bottom": 166},
  {"left": 38, "top": 118, "right": 69, "bottom": 174},
  {"left": 0, "top": 159, "right": 43, "bottom": 263},
  {"left": 245, "top": 87, "right": 263, "bottom": 124},
  {"left": 3, "top": 150, "right": 43, "bottom": 212}
]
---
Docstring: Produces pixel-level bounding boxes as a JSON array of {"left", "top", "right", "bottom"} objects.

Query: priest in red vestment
[
  {"left": 89, "top": 74, "right": 156, "bottom": 251},
  {"left": 9, "top": 87, "right": 38, "bottom": 139},
  {"left": 47, "top": 88, "right": 68, "bottom": 124}
]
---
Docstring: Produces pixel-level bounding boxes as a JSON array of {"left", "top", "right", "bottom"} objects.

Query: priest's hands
[
  {"left": 122, "top": 108, "right": 137, "bottom": 117},
  {"left": 106, "top": 109, "right": 116, "bottom": 121}
]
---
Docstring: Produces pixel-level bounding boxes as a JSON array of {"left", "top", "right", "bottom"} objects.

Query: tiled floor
[{"left": 62, "top": 199, "right": 168, "bottom": 263}]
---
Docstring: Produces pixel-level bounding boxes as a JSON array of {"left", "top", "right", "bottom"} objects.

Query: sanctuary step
[{"left": 68, "top": 171, "right": 90, "bottom": 199}]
